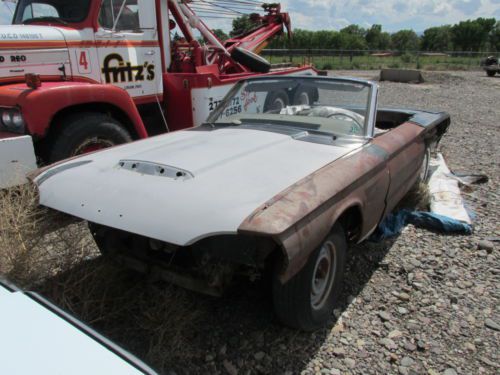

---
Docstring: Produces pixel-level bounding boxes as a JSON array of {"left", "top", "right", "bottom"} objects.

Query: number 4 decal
[
  {"left": 76, "top": 50, "right": 91, "bottom": 74},
  {"left": 79, "top": 51, "right": 88, "bottom": 70}
]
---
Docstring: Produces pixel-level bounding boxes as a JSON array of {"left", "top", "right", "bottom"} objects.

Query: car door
[{"left": 95, "top": 0, "right": 162, "bottom": 101}]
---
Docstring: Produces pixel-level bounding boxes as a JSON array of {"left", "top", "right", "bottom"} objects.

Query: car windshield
[
  {"left": 207, "top": 77, "right": 375, "bottom": 137},
  {"left": 13, "top": 0, "right": 92, "bottom": 24}
]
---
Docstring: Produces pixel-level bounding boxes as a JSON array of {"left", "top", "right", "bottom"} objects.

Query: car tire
[
  {"left": 272, "top": 223, "right": 347, "bottom": 331},
  {"left": 292, "top": 86, "right": 313, "bottom": 105},
  {"left": 49, "top": 113, "right": 132, "bottom": 162},
  {"left": 264, "top": 90, "right": 289, "bottom": 112},
  {"left": 231, "top": 47, "right": 271, "bottom": 73},
  {"left": 486, "top": 70, "right": 496, "bottom": 77}
]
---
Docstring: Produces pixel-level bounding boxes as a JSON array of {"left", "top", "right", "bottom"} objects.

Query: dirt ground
[{"left": 1, "top": 71, "right": 498, "bottom": 375}]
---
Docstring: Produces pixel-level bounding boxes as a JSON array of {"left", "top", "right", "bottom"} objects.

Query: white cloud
[{"left": 279, "top": 0, "right": 499, "bottom": 31}]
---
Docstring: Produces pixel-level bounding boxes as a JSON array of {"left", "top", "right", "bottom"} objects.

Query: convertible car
[{"left": 33, "top": 77, "right": 449, "bottom": 330}]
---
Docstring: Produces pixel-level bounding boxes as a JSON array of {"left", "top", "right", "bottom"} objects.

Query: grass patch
[
  {"left": 397, "top": 181, "right": 431, "bottom": 212},
  {"left": 0, "top": 184, "right": 202, "bottom": 373},
  {"left": 265, "top": 53, "right": 484, "bottom": 71}
]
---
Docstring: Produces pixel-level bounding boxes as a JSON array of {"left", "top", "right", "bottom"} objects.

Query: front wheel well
[
  {"left": 336, "top": 205, "right": 363, "bottom": 243},
  {"left": 47, "top": 102, "right": 139, "bottom": 142}
]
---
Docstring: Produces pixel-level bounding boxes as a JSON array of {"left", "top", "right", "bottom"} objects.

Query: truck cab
[{"left": 0, "top": 0, "right": 315, "bottom": 188}]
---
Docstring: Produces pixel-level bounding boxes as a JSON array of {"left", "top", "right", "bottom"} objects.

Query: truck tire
[
  {"left": 49, "top": 113, "right": 132, "bottom": 162},
  {"left": 292, "top": 86, "right": 317, "bottom": 105},
  {"left": 264, "top": 90, "right": 289, "bottom": 112},
  {"left": 273, "top": 223, "right": 347, "bottom": 331},
  {"left": 486, "top": 70, "right": 496, "bottom": 77},
  {"left": 231, "top": 47, "right": 271, "bottom": 73}
]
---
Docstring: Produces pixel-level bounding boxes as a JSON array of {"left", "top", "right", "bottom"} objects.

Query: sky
[{"left": 0, "top": 0, "right": 498, "bottom": 32}]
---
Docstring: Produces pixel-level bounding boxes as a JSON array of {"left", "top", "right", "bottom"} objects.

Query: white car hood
[
  {"left": 36, "top": 127, "right": 361, "bottom": 245},
  {"left": 0, "top": 284, "right": 154, "bottom": 374}
]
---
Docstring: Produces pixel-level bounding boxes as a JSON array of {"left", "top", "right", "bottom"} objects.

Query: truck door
[{"left": 95, "top": 0, "right": 162, "bottom": 100}]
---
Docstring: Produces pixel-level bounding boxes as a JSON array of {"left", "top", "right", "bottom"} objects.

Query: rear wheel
[
  {"left": 264, "top": 90, "right": 289, "bottom": 112},
  {"left": 486, "top": 70, "right": 496, "bottom": 77},
  {"left": 292, "top": 86, "right": 317, "bottom": 106},
  {"left": 292, "top": 88, "right": 311, "bottom": 105},
  {"left": 49, "top": 113, "right": 132, "bottom": 162},
  {"left": 273, "top": 223, "right": 347, "bottom": 331}
]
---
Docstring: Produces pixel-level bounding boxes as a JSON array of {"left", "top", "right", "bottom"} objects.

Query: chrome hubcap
[{"left": 311, "top": 241, "right": 336, "bottom": 310}]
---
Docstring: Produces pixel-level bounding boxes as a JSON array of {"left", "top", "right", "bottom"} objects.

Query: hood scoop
[{"left": 118, "top": 160, "right": 193, "bottom": 180}]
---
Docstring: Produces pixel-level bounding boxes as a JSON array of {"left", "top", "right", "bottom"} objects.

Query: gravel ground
[
  {"left": 24, "top": 71, "right": 500, "bottom": 375},
  {"left": 156, "top": 71, "right": 498, "bottom": 375}
]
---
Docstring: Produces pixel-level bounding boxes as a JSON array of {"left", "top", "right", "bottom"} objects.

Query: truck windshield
[{"left": 13, "top": 0, "right": 92, "bottom": 24}]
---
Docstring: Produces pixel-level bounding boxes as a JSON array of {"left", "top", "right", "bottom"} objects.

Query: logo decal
[{"left": 101, "top": 53, "right": 155, "bottom": 84}]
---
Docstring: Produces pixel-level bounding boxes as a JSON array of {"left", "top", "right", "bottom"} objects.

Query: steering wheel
[{"left": 327, "top": 112, "right": 364, "bottom": 134}]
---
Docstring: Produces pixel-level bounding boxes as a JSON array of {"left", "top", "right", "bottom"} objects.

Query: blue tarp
[{"left": 370, "top": 209, "right": 473, "bottom": 241}]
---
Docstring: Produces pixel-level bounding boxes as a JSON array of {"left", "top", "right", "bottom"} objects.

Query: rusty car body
[{"left": 33, "top": 76, "right": 449, "bottom": 330}]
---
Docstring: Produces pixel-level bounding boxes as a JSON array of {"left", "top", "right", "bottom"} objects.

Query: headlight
[
  {"left": 1, "top": 111, "right": 12, "bottom": 127},
  {"left": 1, "top": 108, "right": 25, "bottom": 133}
]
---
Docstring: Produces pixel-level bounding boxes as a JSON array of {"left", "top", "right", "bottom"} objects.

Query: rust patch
[{"left": 238, "top": 123, "right": 425, "bottom": 282}]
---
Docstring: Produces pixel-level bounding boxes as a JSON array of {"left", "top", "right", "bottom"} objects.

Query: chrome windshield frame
[{"left": 206, "top": 75, "right": 379, "bottom": 139}]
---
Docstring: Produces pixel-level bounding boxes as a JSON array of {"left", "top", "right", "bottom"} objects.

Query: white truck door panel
[{"left": 95, "top": 0, "right": 162, "bottom": 99}]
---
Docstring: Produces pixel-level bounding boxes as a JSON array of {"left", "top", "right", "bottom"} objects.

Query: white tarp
[{"left": 428, "top": 153, "right": 472, "bottom": 224}]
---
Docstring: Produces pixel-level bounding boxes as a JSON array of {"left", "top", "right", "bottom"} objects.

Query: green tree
[
  {"left": 451, "top": 18, "right": 496, "bottom": 50},
  {"left": 212, "top": 29, "right": 229, "bottom": 42},
  {"left": 230, "top": 15, "right": 259, "bottom": 37},
  {"left": 365, "top": 24, "right": 391, "bottom": 50},
  {"left": 339, "top": 25, "right": 367, "bottom": 50},
  {"left": 490, "top": 21, "right": 500, "bottom": 51},
  {"left": 340, "top": 24, "right": 366, "bottom": 37},
  {"left": 391, "top": 29, "right": 420, "bottom": 51},
  {"left": 421, "top": 26, "right": 453, "bottom": 51}
]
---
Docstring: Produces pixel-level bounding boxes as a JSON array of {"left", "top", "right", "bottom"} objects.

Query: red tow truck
[{"left": 0, "top": 0, "right": 316, "bottom": 188}]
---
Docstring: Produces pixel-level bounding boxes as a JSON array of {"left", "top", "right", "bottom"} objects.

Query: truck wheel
[
  {"left": 292, "top": 86, "right": 317, "bottom": 105},
  {"left": 264, "top": 90, "right": 289, "bottom": 112},
  {"left": 292, "top": 87, "right": 312, "bottom": 105},
  {"left": 231, "top": 47, "right": 271, "bottom": 73},
  {"left": 486, "top": 70, "right": 496, "bottom": 77},
  {"left": 273, "top": 223, "right": 347, "bottom": 331},
  {"left": 49, "top": 113, "right": 132, "bottom": 162}
]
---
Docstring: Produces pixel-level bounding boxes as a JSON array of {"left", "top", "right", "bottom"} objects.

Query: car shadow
[{"left": 35, "top": 234, "right": 399, "bottom": 375}]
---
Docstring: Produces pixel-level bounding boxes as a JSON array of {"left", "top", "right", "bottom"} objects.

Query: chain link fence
[{"left": 262, "top": 49, "right": 496, "bottom": 71}]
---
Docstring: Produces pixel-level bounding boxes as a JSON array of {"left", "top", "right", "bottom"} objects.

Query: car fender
[{"left": 239, "top": 142, "right": 391, "bottom": 282}]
